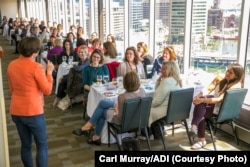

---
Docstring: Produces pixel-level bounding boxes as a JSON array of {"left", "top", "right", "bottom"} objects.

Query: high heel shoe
[
  {"left": 87, "top": 138, "right": 101, "bottom": 145},
  {"left": 72, "top": 128, "right": 90, "bottom": 137}
]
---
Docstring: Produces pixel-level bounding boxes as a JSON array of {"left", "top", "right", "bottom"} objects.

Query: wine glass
[
  {"left": 112, "top": 78, "right": 118, "bottom": 87},
  {"left": 68, "top": 56, "right": 73, "bottom": 65},
  {"left": 117, "top": 76, "right": 123, "bottom": 87},
  {"left": 103, "top": 75, "right": 109, "bottom": 85},
  {"left": 97, "top": 75, "right": 102, "bottom": 85},
  {"left": 62, "top": 56, "right": 67, "bottom": 63}
]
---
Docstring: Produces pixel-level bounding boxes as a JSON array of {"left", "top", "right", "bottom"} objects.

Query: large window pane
[
  {"left": 154, "top": 0, "right": 185, "bottom": 71},
  {"left": 191, "top": 0, "right": 242, "bottom": 77},
  {"left": 245, "top": 20, "right": 250, "bottom": 105},
  {"left": 128, "top": 0, "right": 149, "bottom": 47}
]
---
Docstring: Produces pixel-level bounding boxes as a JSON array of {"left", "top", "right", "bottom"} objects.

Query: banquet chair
[
  {"left": 107, "top": 96, "right": 153, "bottom": 151},
  {"left": 155, "top": 87, "right": 194, "bottom": 151},
  {"left": 145, "top": 64, "right": 153, "bottom": 78},
  {"left": 205, "top": 88, "right": 248, "bottom": 151},
  {"left": 106, "top": 61, "right": 120, "bottom": 81}
]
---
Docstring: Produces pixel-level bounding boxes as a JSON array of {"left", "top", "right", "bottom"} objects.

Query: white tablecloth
[
  {"left": 87, "top": 81, "right": 154, "bottom": 144},
  {"left": 87, "top": 77, "right": 204, "bottom": 144}
]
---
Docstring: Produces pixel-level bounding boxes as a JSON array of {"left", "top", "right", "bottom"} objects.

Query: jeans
[
  {"left": 89, "top": 99, "right": 115, "bottom": 136},
  {"left": 12, "top": 114, "right": 48, "bottom": 167}
]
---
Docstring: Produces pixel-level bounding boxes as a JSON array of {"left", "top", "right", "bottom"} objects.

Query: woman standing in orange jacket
[{"left": 7, "top": 37, "right": 54, "bottom": 167}]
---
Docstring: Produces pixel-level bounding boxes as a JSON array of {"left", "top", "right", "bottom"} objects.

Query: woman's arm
[
  {"left": 82, "top": 66, "right": 91, "bottom": 91},
  {"left": 195, "top": 75, "right": 223, "bottom": 98},
  {"left": 117, "top": 62, "right": 125, "bottom": 77}
]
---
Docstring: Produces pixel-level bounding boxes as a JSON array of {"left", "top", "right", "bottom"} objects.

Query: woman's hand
[
  {"left": 113, "top": 103, "right": 118, "bottom": 115},
  {"left": 193, "top": 97, "right": 204, "bottom": 105}
]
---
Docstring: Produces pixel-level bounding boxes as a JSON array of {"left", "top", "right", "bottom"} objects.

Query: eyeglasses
[{"left": 92, "top": 56, "right": 101, "bottom": 59}]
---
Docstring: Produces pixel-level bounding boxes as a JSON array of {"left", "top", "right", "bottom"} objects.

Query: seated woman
[
  {"left": 52, "top": 45, "right": 89, "bottom": 107},
  {"left": 137, "top": 42, "right": 154, "bottom": 78},
  {"left": 150, "top": 46, "right": 178, "bottom": 78},
  {"left": 72, "top": 71, "right": 146, "bottom": 145},
  {"left": 82, "top": 49, "right": 109, "bottom": 99},
  {"left": 102, "top": 41, "right": 118, "bottom": 64},
  {"left": 117, "top": 46, "right": 146, "bottom": 79},
  {"left": 57, "top": 38, "right": 79, "bottom": 65},
  {"left": 190, "top": 63, "right": 244, "bottom": 149},
  {"left": 147, "top": 61, "right": 182, "bottom": 138},
  {"left": 46, "top": 38, "right": 63, "bottom": 61}
]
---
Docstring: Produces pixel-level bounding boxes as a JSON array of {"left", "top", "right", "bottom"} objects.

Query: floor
[{"left": 1, "top": 36, "right": 250, "bottom": 167}]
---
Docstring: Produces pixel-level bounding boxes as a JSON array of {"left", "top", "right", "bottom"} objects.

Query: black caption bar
[{"left": 95, "top": 151, "right": 249, "bottom": 167}]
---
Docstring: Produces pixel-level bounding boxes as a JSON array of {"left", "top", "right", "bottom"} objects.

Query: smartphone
[{"left": 42, "top": 58, "right": 48, "bottom": 64}]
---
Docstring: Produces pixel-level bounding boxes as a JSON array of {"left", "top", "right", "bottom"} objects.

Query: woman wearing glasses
[{"left": 82, "top": 49, "right": 109, "bottom": 98}]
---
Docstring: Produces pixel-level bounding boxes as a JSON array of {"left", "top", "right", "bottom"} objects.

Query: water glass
[
  {"left": 103, "top": 75, "right": 109, "bottom": 84},
  {"left": 68, "top": 56, "right": 73, "bottom": 65},
  {"left": 62, "top": 56, "right": 67, "bottom": 62}
]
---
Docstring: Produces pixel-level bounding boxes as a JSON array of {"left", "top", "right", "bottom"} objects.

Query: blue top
[
  {"left": 74, "top": 59, "right": 89, "bottom": 72},
  {"left": 150, "top": 57, "right": 164, "bottom": 78},
  {"left": 82, "top": 65, "right": 109, "bottom": 96}
]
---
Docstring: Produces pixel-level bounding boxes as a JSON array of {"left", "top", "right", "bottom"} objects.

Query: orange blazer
[{"left": 7, "top": 56, "right": 53, "bottom": 116}]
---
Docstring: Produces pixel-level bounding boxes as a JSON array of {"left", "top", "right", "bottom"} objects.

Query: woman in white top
[
  {"left": 148, "top": 61, "right": 182, "bottom": 127},
  {"left": 190, "top": 63, "right": 244, "bottom": 149},
  {"left": 117, "top": 46, "right": 146, "bottom": 79}
]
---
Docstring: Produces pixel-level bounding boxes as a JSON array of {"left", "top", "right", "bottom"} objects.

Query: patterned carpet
[{"left": 1, "top": 36, "right": 250, "bottom": 167}]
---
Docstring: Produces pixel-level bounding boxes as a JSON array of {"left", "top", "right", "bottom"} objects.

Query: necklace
[{"left": 127, "top": 62, "right": 137, "bottom": 72}]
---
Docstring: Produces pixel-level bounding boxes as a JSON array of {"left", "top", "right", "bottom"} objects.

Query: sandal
[{"left": 191, "top": 141, "right": 207, "bottom": 150}]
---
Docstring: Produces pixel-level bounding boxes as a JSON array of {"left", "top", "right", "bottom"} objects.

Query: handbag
[
  {"left": 57, "top": 95, "right": 71, "bottom": 110},
  {"left": 122, "top": 137, "right": 140, "bottom": 151}
]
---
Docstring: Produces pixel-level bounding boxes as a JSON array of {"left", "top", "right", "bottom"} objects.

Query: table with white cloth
[
  {"left": 87, "top": 80, "right": 154, "bottom": 144},
  {"left": 87, "top": 76, "right": 205, "bottom": 144},
  {"left": 55, "top": 63, "right": 72, "bottom": 94}
]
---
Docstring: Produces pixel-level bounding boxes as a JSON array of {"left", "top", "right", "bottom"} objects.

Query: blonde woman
[
  {"left": 137, "top": 42, "right": 154, "bottom": 78},
  {"left": 148, "top": 61, "right": 182, "bottom": 134}
]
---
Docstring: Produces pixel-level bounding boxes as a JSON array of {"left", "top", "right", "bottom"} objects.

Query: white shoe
[
  {"left": 138, "top": 135, "right": 154, "bottom": 140},
  {"left": 191, "top": 141, "right": 207, "bottom": 150}
]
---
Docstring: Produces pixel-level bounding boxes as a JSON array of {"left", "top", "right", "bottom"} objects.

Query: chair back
[
  {"left": 217, "top": 88, "right": 248, "bottom": 123},
  {"left": 165, "top": 87, "right": 194, "bottom": 123},
  {"left": 121, "top": 97, "right": 153, "bottom": 132},
  {"left": 50, "top": 54, "right": 58, "bottom": 65},
  {"left": 106, "top": 61, "right": 120, "bottom": 80}
]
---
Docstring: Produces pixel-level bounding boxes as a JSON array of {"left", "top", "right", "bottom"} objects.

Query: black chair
[
  {"left": 206, "top": 88, "right": 248, "bottom": 151},
  {"left": 49, "top": 54, "right": 59, "bottom": 66},
  {"left": 107, "top": 96, "right": 153, "bottom": 151},
  {"left": 155, "top": 87, "right": 194, "bottom": 151}
]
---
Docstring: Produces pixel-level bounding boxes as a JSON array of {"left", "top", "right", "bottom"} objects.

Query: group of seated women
[{"left": 71, "top": 49, "right": 244, "bottom": 150}]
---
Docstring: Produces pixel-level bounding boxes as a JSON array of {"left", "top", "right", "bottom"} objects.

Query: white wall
[
  {"left": 0, "top": 50, "right": 9, "bottom": 166},
  {"left": 0, "top": 0, "right": 18, "bottom": 19}
]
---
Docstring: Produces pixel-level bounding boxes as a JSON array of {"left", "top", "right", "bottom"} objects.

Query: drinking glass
[
  {"left": 62, "top": 56, "right": 67, "bottom": 62},
  {"left": 103, "top": 75, "right": 109, "bottom": 84},
  {"left": 112, "top": 78, "right": 118, "bottom": 87},
  {"left": 97, "top": 75, "right": 102, "bottom": 84},
  {"left": 117, "top": 76, "right": 123, "bottom": 87},
  {"left": 68, "top": 56, "right": 73, "bottom": 65}
]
